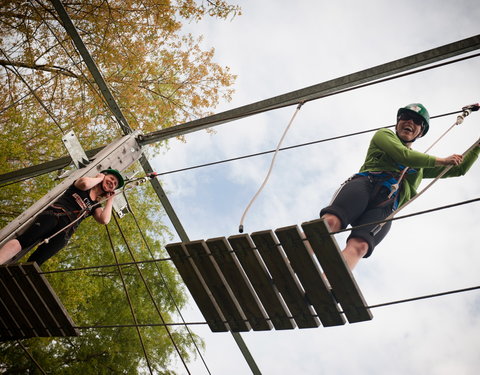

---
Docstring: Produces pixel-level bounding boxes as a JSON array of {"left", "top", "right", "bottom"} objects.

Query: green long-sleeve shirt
[{"left": 359, "top": 128, "right": 480, "bottom": 207}]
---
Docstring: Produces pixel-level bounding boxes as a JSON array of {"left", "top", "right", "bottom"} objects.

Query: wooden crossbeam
[
  {"left": 166, "top": 218, "right": 372, "bottom": 332},
  {"left": 0, "top": 263, "right": 79, "bottom": 341}
]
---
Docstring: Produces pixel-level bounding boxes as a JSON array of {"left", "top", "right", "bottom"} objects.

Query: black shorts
[
  {"left": 16, "top": 208, "right": 72, "bottom": 265},
  {"left": 320, "top": 175, "right": 394, "bottom": 257}
]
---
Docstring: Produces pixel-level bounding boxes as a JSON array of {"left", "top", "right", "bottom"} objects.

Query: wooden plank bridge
[
  {"left": 0, "top": 262, "right": 79, "bottom": 341},
  {"left": 166, "top": 218, "right": 372, "bottom": 332}
]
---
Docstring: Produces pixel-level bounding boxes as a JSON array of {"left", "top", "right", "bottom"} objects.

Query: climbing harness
[
  {"left": 36, "top": 172, "right": 159, "bottom": 246},
  {"left": 239, "top": 102, "right": 304, "bottom": 233},
  {"left": 355, "top": 169, "right": 415, "bottom": 210},
  {"left": 371, "top": 103, "right": 480, "bottom": 236}
]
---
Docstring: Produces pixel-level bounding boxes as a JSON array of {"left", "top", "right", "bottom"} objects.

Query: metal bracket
[
  {"left": 113, "top": 191, "right": 129, "bottom": 218},
  {"left": 61, "top": 130, "right": 90, "bottom": 168}
]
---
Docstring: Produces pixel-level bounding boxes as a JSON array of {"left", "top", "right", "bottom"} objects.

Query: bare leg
[
  {"left": 342, "top": 238, "right": 368, "bottom": 270},
  {"left": 0, "top": 239, "right": 22, "bottom": 264},
  {"left": 322, "top": 214, "right": 368, "bottom": 271}
]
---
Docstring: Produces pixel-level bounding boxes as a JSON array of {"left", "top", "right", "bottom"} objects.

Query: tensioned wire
[
  {"left": 31, "top": 0, "right": 133, "bottom": 136},
  {"left": 3, "top": 6, "right": 477, "bottom": 373},
  {"left": 3, "top": 15, "right": 478, "bottom": 367},
  {"left": 0, "top": 47, "right": 66, "bottom": 135},
  {"left": 0, "top": 109, "right": 465, "bottom": 190},
  {"left": 15, "top": 8, "right": 201, "bottom": 372},
  {"left": 105, "top": 224, "right": 154, "bottom": 375},
  {"left": 154, "top": 110, "right": 464, "bottom": 176},
  {"left": 39, "top": 196, "right": 480, "bottom": 275},
  {"left": 71, "top": 284, "right": 480, "bottom": 330},
  {"left": 15, "top": 340, "right": 47, "bottom": 375},
  {"left": 0, "top": 73, "right": 60, "bottom": 115},
  {"left": 110, "top": 207, "right": 193, "bottom": 375},
  {"left": 122, "top": 191, "right": 212, "bottom": 375},
  {"left": 0, "top": 52, "right": 479, "bottom": 189}
]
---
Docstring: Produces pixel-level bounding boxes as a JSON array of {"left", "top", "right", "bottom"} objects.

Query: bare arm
[
  {"left": 74, "top": 173, "right": 105, "bottom": 191},
  {"left": 92, "top": 192, "right": 115, "bottom": 225}
]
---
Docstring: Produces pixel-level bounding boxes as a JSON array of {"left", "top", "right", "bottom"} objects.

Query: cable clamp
[
  {"left": 462, "top": 103, "right": 480, "bottom": 112},
  {"left": 296, "top": 101, "right": 305, "bottom": 110}
]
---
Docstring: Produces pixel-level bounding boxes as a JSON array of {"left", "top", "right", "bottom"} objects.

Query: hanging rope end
[
  {"left": 297, "top": 101, "right": 305, "bottom": 110},
  {"left": 238, "top": 225, "right": 244, "bottom": 233}
]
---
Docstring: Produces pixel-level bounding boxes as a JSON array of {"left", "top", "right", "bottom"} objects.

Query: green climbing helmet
[
  {"left": 101, "top": 168, "right": 125, "bottom": 189},
  {"left": 397, "top": 103, "right": 430, "bottom": 137}
]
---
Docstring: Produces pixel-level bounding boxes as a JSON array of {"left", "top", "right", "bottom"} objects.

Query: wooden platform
[
  {"left": 166, "top": 219, "right": 372, "bottom": 332},
  {"left": 0, "top": 263, "right": 79, "bottom": 341}
]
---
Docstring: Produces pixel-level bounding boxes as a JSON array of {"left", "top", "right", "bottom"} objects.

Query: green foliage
[
  {"left": 0, "top": 0, "right": 239, "bottom": 373},
  {"left": 0, "top": 177, "right": 204, "bottom": 374}
]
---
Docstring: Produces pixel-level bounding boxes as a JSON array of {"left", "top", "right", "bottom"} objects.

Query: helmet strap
[{"left": 395, "top": 118, "right": 425, "bottom": 144}]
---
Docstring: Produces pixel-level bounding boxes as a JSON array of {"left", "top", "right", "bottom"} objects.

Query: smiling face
[
  {"left": 101, "top": 173, "right": 119, "bottom": 193},
  {"left": 396, "top": 112, "right": 425, "bottom": 143}
]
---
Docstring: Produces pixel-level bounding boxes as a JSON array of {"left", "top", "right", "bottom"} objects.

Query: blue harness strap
[{"left": 356, "top": 168, "right": 416, "bottom": 210}]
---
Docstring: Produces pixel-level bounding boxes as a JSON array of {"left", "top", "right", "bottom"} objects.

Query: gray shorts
[{"left": 320, "top": 175, "right": 395, "bottom": 257}]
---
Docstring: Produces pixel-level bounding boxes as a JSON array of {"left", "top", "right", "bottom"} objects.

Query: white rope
[{"left": 239, "top": 102, "right": 304, "bottom": 233}]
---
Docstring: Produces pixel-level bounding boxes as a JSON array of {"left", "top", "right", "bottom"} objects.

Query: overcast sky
[{"left": 151, "top": 1, "right": 480, "bottom": 374}]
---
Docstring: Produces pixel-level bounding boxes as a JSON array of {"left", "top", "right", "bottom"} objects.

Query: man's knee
[
  {"left": 321, "top": 213, "right": 341, "bottom": 232},
  {"left": 346, "top": 237, "right": 369, "bottom": 258}
]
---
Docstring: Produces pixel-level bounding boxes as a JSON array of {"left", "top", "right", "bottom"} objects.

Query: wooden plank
[
  {"left": 275, "top": 225, "right": 346, "bottom": 327},
  {"left": 184, "top": 241, "right": 249, "bottom": 332},
  {"left": 0, "top": 266, "right": 46, "bottom": 338},
  {"left": 228, "top": 234, "right": 295, "bottom": 330},
  {"left": 9, "top": 265, "right": 64, "bottom": 337},
  {"left": 206, "top": 238, "right": 272, "bottom": 331},
  {"left": 14, "top": 263, "right": 68, "bottom": 336},
  {"left": 0, "top": 286, "right": 22, "bottom": 340},
  {"left": 0, "top": 263, "right": 80, "bottom": 340},
  {"left": 250, "top": 230, "right": 319, "bottom": 328},
  {"left": 301, "top": 219, "right": 373, "bottom": 323},
  {"left": 165, "top": 243, "right": 227, "bottom": 332},
  {"left": 20, "top": 263, "right": 79, "bottom": 337},
  {"left": 0, "top": 314, "right": 15, "bottom": 340}
]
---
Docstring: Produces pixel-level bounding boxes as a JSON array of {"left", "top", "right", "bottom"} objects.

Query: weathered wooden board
[
  {"left": 301, "top": 219, "right": 373, "bottom": 323},
  {"left": 275, "top": 225, "right": 346, "bottom": 327},
  {"left": 166, "top": 218, "right": 372, "bottom": 332},
  {"left": 184, "top": 241, "right": 249, "bottom": 332},
  {"left": 206, "top": 238, "right": 272, "bottom": 331},
  {"left": 250, "top": 230, "right": 319, "bottom": 329},
  {"left": 228, "top": 234, "right": 295, "bottom": 330},
  {"left": 165, "top": 243, "right": 228, "bottom": 332},
  {"left": 0, "top": 263, "right": 79, "bottom": 341}
]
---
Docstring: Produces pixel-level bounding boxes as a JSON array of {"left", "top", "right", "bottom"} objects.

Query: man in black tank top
[{"left": 0, "top": 169, "right": 124, "bottom": 265}]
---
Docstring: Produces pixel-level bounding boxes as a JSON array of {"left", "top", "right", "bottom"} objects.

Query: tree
[{"left": 0, "top": 0, "right": 240, "bottom": 373}]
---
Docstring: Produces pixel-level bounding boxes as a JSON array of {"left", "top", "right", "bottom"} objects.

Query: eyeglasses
[{"left": 399, "top": 112, "right": 424, "bottom": 126}]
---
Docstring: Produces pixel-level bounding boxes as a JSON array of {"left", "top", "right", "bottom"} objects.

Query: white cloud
[{"left": 155, "top": 0, "right": 480, "bottom": 373}]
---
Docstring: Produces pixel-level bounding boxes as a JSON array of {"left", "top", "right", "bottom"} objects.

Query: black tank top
[{"left": 53, "top": 184, "right": 99, "bottom": 219}]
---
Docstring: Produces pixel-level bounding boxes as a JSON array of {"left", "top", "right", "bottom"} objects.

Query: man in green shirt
[{"left": 320, "top": 103, "right": 479, "bottom": 271}]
